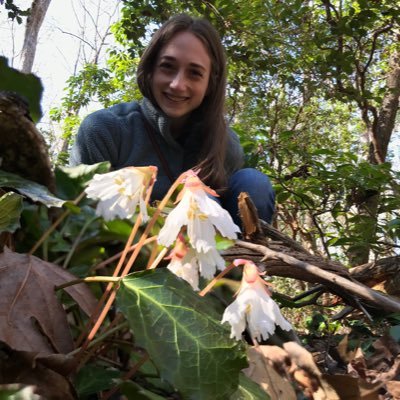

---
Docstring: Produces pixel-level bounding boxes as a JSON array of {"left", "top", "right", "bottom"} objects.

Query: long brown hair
[{"left": 137, "top": 14, "right": 228, "bottom": 191}]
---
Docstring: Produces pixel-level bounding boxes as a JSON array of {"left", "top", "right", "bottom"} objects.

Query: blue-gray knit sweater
[{"left": 70, "top": 98, "right": 244, "bottom": 199}]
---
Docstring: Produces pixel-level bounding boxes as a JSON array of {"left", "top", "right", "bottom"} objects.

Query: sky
[{"left": 0, "top": 0, "right": 120, "bottom": 143}]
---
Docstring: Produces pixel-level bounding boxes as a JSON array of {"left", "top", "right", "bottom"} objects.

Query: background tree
[
  {"left": 55, "top": 0, "right": 400, "bottom": 268},
  {"left": 20, "top": 0, "right": 52, "bottom": 73}
]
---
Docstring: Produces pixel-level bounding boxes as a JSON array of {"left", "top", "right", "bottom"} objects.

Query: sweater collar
[
  {"left": 140, "top": 97, "right": 180, "bottom": 148},
  {"left": 140, "top": 97, "right": 203, "bottom": 148}
]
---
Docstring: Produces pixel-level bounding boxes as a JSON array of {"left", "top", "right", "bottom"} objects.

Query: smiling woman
[
  {"left": 70, "top": 14, "right": 275, "bottom": 226},
  {"left": 151, "top": 31, "right": 211, "bottom": 132}
]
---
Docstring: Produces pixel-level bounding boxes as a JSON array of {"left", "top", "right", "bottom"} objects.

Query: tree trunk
[
  {"left": 20, "top": 0, "right": 52, "bottom": 73},
  {"left": 348, "top": 48, "right": 400, "bottom": 266},
  {"left": 368, "top": 48, "right": 400, "bottom": 165}
]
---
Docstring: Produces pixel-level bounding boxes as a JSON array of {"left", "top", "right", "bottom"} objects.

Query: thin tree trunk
[
  {"left": 368, "top": 48, "right": 400, "bottom": 164},
  {"left": 348, "top": 48, "right": 400, "bottom": 266},
  {"left": 20, "top": 0, "right": 52, "bottom": 73}
]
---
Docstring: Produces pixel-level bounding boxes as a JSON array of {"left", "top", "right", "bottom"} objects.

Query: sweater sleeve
[
  {"left": 69, "top": 109, "right": 121, "bottom": 167},
  {"left": 224, "top": 128, "right": 244, "bottom": 175}
]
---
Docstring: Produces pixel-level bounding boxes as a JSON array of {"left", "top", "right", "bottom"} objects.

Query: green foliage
[
  {"left": 0, "top": 192, "right": 23, "bottom": 233},
  {"left": 50, "top": 0, "right": 400, "bottom": 262},
  {"left": 118, "top": 268, "right": 247, "bottom": 399},
  {"left": 74, "top": 365, "right": 121, "bottom": 398},
  {"left": 0, "top": 57, "right": 43, "bottom": 122},
  {"left": 0, "top": 0, "right": 30, "bottom": 24},
  {"left": 4, "top": 6, "right": 400, "bottom": 396},
  {"left": 305, "top": 313, "right": 342, "bottom": 336},
  {"left": 0, "top": 170, "right": 65, "bottom": 208},
  {"left": 231, "top": 373, "right": 270, "bottom": 399}
]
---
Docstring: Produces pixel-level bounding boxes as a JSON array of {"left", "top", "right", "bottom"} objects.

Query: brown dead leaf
[
  {"left": 386, "top": 381, "right": 400, "bottom": 399},
  {"left": 257, "top": 345, "right": 292, "bottom": 375},
  {"left": 337, "top": 334, "right": 357, "bottom": 363},
  {"left": 369, "top": 356, "right": 400, "bottom": 384},
  {"left": 0, "top": 341, "right": 77, "bottom": 399},
  {"left": 244, "top": 346, "right": 296, "bottom": 400},
  {"left": 349, "top": 347, "right": 368, "bottom": 379},
  {"left": 0, "top": 247, "right": 97, "bottom": 354},
  {"left": 323, "top": 374, "right": 360, "bottom": 399},
  {"left": 283, "top": 341, "right": 322, "bottom": 378},
  {"left": 367, "top": 334, "right": 400, "bottom": 371}
]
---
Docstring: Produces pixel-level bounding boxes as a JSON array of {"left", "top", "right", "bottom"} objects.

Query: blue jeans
[{"left": 220, "top": 168, "right": 275, "bottom": 226}]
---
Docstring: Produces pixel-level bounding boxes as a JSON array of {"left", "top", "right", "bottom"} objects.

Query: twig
[
  {"left": 199, "top": 263, "right": 236, "bottom": 297},
  {"left": 55, "top": 276, "right": 120, "bottom": 291},
  {"left": 29, "top": 191, "right": 85, "bottom": 255},
  {"left": 101, "top": 351, "right": 150, "bottom": 400}
]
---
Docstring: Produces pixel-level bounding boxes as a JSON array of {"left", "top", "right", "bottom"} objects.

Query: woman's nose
[{"left": 170, "top": 71, "right": 186, "bottom": 90}]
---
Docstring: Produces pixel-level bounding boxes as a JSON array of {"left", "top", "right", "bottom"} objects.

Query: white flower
[
  {"left": 165, "top": 234, "right": 227, "bottom": 288},
  {"left": 166, "top": 235, "right": 199, "bottom": 290},
  {"left": 158, "top": 174, "right": 240, "bottom": 252},
  {"left": 85, "top": 166, "right": 156, "bottom": 222},
  {"left": 167, "top": 257, "right": 200, "bottom": 291},
  {"left": 196, "top": 247, "right": 226, "bottom": 279},
  {"left": 221, "top": 260, "right": 292, "bottom": 341}
]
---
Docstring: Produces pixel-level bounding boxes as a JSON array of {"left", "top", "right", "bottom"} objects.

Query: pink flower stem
[{"left": 198, "top": 263, "right": 237, "bottom": 297}]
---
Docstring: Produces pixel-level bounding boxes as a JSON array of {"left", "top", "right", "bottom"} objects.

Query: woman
[{"left": 70, "top": 14, "right": 275, "bottom": 226}]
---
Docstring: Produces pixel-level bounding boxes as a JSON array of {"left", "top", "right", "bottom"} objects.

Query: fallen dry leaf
[
  {"left": 337, "top": 334, "right": 357, "bottom": 363},
  {"left": 244, "top": 346, "right": 297, "bottom": 400},
  {"left": 0, "top": 341, "right": 77, "bottom": 399},
  {"left": 257, "top": 344, "right": 292, "bottom": 376},
  {"left": 0, "top": 247, "right": 97, "bottom": 354},
  {"left": 323, "top": 374, "right": 360, "bottom": 399},
  {"left": 283, "top": 341, "right": 322, "bottom": 379},
  {"left": 386, "top": 380, "right": 400, "bottom": 399}
]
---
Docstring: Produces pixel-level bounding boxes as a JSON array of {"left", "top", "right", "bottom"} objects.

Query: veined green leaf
[
  {"left": 55, "top": 162, "right": 111, "bottom": 199},
  {"left": 0, "top": 192, "right": 23, "bottom": 233},
  {"left": 118, "top": 268, "right": 247, "bottom": 400},
  {"left": 231, "top": 373, "right": 270, "bottom": 399},
  {"left": 119, "top": 381, "right": 168, "bottom": 400},
  {"left": 0, "top": 170, "right": 65, "bottom": 208},
  {"left": 74, "top": 365, "right": 121, "bottom": 397},
  {"left": 0, "top": 56, "right": 43, "bottom": 122}
]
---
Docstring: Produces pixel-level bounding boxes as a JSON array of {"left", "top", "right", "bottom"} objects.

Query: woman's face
[{"left": 151, "top": 31, "right": 211, "bottom": 125}]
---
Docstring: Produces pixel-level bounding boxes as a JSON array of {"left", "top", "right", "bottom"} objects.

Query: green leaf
[
  {"left": 389, "top": 325, "right": 400, "bottom": 343},
  {"left": 276, "top": 191, "right": 291, "bottom": 203},
  {"left": 215, "top": 234, "right": 235, "bottom": 250},
  {"left": 74, "top": 365, "right": 121, "bottom": 397},
  {"left": 118, "top": 268, "right": 247, "bottom": 400},
  {"left": 230, "top": 373, "right": 270, "bottom": 399},
  {"left": 119, "top": 381, "right": 168, "bottom": 400},
  {"left": 55, "top": 162, "right": 111, "bottom": 199},
  {"left": 0, "top": 384, "right": 38, "bottom": 400},
  {"left": 0, "top": 56, "right": 43, "bottom": 122},
  {"left": 0, "top": 192, "right": 23, "bottom": 233},
  {"left": 0, "top": 170, "right": 65, "bottom": 208}
]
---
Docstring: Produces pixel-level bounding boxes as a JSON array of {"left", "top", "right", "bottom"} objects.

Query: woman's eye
[
  {"left": 191, "top": 70, "right": 203, "bottom": 78},
  {"left": 159, "top": 62, "right": 174, "bottom": 70}
]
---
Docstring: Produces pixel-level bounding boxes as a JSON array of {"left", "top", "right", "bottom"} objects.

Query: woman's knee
[{"left": 225, "top": 168, "right": 275, "bottom": 224}]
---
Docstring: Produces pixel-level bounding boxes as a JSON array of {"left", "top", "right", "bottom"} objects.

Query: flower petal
[
  {"left": 167, "top": 258, "right": 199, "bottom": 291},
  {"left": 85, "top": 167, "right": 152, "bottom": 221}
]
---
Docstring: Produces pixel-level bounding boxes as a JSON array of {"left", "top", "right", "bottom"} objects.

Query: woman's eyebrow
[{"left": 159, "top": 55, "right": 207, "bottom": 71}]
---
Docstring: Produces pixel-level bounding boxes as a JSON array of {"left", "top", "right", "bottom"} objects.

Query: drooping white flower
[
  {"left": 221, "top": 259, "right": 292, "bottom": 341},
  {"left": 158, "top": 173, "right": 240, "bottom": 252},
  {"left": 165, "top": 234, "right": 227, "bottom": 289},
  {"left": 196, "top": 247, "right": 226, "bottom": 279},
  {"left": 167, "top": 257, "right": 200, "bottom": 291},
  {"left": 166, "top": 235, "right": 199, "bottom": 290},
  {"left": 85, "top": 166, "right": 156, "bottom": 222}
]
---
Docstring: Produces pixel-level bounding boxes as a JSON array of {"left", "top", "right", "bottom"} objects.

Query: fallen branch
[{"left": 234, "top": 240, "right": 400, "bottom": 313}]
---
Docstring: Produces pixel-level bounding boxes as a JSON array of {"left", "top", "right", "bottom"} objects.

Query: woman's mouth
[{"left": 164, "top": 93, "right": 189, "bottom": 102}]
